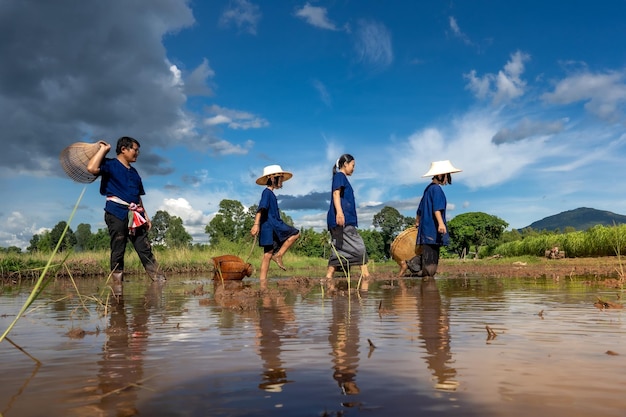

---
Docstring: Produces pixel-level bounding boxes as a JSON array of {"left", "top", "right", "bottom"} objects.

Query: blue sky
[{"left": 1, "top": 0, "right": 626, "bottom": 250}]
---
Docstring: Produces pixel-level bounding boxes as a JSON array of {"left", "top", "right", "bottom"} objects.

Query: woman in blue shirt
[
  {"left": 325, "top": 154, "right": 370, "bottom": 291},
  {"left": 413, "top": 160, "right": 461, "bottom": 278},
  {"left": 251, "top": 165, "right": 300, "bottom": 289}
]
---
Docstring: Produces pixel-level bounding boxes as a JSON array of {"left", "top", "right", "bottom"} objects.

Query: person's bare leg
[
  {"left": 272, "top": 233, "right": 299, "bottom": 271},
  {"left": 323, "top": 265, "right": 336, "bottom": 291},
  {"left": 260, "top": 252, "right": 272, "bottom": 289},
  {"left": 359, "top": 264, "right": 371, "bottom": 291},
  {"left": 398, "top": 260, "right": 408, "bottom": 277}
]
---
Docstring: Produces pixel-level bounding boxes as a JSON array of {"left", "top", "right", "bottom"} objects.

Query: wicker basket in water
[
  {"left": 59, "top": 141, "right": 103, "bottom": 183},
  {"left": 212, "top": 255, "right": 254, "bottom": 281},
  {"left": 390, "top": 227, "right": 421, "bottom": 263}
]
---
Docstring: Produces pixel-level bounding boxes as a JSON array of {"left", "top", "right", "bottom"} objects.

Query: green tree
[
  {"left": 448, "top": 212, "right": 508, "bottom": 258},
  {"left": 165, "top": 216, "right": 193, "bottom": 248},
  {"left": 75, "top": 223, "right": 92, "bottom": 252},
  {"left": 150, "top": 210, "right": 172, "bottom": 246},
  {"left": 205, "top": 199, "right": 248, "bottom": 245},
  {"left": 293, "top": 227, "right": 326, "bottom": 257},
  {"left": 27, "top": 234, "right": 41, "bottom": 253},
  {"left": 36, "top": 231, "right": 53, "bottom": 252},
  {"left": 49, "top": 221, "right": 77, "bottom": 252},
  {"left": 372, "top": 206, "right": 414, "bottom": 257},
  {"left": 563, "top": 226, "right": 576, "bottom": 234},
  {"left": 498, "top": 228, "right": 522, "bottom": 245},
  {"left": 89, "top": 228, "right": 110, "bottom": 250},
  {"left": 3, "top": 246, "right": 22, "bottom": 254},
  {"left": 243, "top": 204, "right": 258, "bottom": 233},
  {"left": 359, "top": 229, "right": 385, "bottom": 262}
]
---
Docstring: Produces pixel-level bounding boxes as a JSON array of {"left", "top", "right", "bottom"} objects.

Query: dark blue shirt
[
  {"left": 416, "top": 183, "right": 449, "bottom": 246},
  {"left": 98, "top": 158, "right": 145, "bottom": 221},
  {"left": 327, "top": 172, "right": 358, "bottom": 229},
  {"left": 257, "top": 187, "right": 297, "bottom": 246}
]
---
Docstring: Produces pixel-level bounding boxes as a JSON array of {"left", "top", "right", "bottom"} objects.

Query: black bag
[{"left": 406, "top": 255, "right": 422, "bottom": 273}]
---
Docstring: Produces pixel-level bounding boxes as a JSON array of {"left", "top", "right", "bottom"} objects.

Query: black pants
[
  {"left": 420, "top": 244, "right": 441, "bottom": 277},
  {"left": 105, "top": 211, "right": 158, "bottom": 272}
]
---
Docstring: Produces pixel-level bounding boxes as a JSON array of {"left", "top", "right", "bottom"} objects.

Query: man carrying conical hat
[{"left": 401, "top": 160, "right": 462, "bottom": 278}]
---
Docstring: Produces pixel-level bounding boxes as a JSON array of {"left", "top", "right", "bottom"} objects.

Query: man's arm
[{"left": 86, "top": 141, "right": 111, "bottom": 175}]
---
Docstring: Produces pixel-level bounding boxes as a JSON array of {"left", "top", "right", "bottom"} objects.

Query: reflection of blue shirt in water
[
  {"left": 99, "top": 158, "right": 145, "bottom": 221},
  {"left": 416, "top": 183, "right": 449, "bottom": 246},
  {"left": 257, "top": 187, "right": 297, "bottom": 246},
  {"left": 327, "top": 172, "right": 358, "bottom": 229}
]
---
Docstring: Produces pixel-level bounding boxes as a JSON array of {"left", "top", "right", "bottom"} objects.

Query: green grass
[{"left": 0, "top": 245, "right": 402, "bottom": 281}]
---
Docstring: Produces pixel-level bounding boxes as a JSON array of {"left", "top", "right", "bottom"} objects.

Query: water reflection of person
[
  {"left": 417, "top": 278, "right": 457, "bottom": 391},
  {"left": 329, "top": 295, "right": 362, "bottom": 397},
  {"left": 256, "top": 293, "right": 295, "bottom": 393},
  {"left": 96, "top": 282, "right": 163, "bottom": 414}
]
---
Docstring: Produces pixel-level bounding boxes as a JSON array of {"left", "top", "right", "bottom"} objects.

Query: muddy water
[{"left": 1, "top": 275, "right": 624, "bottom": 417}]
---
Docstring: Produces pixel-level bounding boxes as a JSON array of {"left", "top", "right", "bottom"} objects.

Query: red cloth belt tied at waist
[{"left": 106, "top": 196, "right": 147, "bottom": 234}]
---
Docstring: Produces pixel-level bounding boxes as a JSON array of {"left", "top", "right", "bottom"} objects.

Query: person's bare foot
[
  {"left": 272, "top": 254, "right": 286, "bottom": 271},
  {"left": 321, "top": 277, "right": 335, "bottom": 292}
]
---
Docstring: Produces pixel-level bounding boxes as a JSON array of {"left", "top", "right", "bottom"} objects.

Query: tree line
[{"left": 11, "top": 199, "right": 522, "bottom": 260}]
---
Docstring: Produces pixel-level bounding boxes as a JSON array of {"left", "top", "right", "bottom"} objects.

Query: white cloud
[
  {"left": 464, "top": 51, "right": 530, "bottom": 104},
  {"left": 542, "top": 70, "right": 626, "bottom": 121},
  {"left": 354, "top": 20, "right": 393, "bottom": 69},
  {"left": 204, "top": 104, "right": 269, "bottom": 130},
  {"left": 449, "top": 16, "right": 472, "bottom": 45},
  {"left": 206, "top": 115, "right": 232, "bottom": 126},
  {"left": 219, "top": 0, "right": 262, "bottom": 35},
  {"left": 391, "top": 109, "right": 559, "bottom": 189},
  {"left": 294, "top": 3, "right": 338, "bottom": 31},
  {"left": 312, "top": 79, "right": 332, "bottom": 107},
  {"left": 154, "top": 197, "right": 213, "bottom": 244},
  {"left": 0, "top": 211, "right": 49, "bottom": 251}
]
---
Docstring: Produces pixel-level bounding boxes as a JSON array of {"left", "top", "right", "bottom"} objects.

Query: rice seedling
[{"left": 1, "top": 188, "right": 83, "bottom": 344}]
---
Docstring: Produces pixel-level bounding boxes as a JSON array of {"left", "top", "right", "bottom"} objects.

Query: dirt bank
[{"left": 434, "top": 257, "right": 624, "bottom": 279}]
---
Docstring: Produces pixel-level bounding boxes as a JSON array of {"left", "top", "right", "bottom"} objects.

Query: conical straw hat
[
  {"left": 255, "top": 164, "right": 293, "bottom": 185},
  {"left": 59, "top": 142, "right": 102, "bottom": 183}
]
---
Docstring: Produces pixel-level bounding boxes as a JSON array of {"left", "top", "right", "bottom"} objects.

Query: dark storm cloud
[
  {"left": 0, "top": 0, "right": 194, "bottom": 176},
  {"left": 492, "top": 118, "right": 564, "bottom": 145},
  {"left": 278, "top": 192, "right": 329, "bottom": 211}
]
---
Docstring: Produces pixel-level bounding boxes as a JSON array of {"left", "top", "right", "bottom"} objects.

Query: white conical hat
[
  {"left": 255, "top": 164, "right": 293, "bottom": 185},
  {"left": 422, "top": 160, "right": 462, "bottom": 177}
]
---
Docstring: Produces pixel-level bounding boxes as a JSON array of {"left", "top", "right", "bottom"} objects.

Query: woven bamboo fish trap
[
  {"left": 212, "top": 255, "right": 254, "bottom": 281},
  {"left": 59, "top": 141, "right": 102, "bottom": 183},
  {"left": 390, "top": 227, "right": 421, "bottom": 263}
]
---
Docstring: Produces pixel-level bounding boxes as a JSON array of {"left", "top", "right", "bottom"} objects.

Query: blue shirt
[
  {"left": 98, "top": 158, "right": 145, "bottom": 221},
  {"left": 416, "top": 183, "right": 449, "bottom": 246},
  {"left": 327, "top": 172, "right": 358, "bottom": 229},
  {"left": 257, "top": 187, "right": 297, "bottom": 246}
]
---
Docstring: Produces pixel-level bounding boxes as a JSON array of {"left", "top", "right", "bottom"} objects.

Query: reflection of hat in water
[
  {"left": 59, "top": 141, "right": 102, "bottom": 183},
  {"left": 422, "top": 160, "right": 462, "bottom": 177},
  {"left": 255, "top": 164, "right": 293, "bottom": 185}
]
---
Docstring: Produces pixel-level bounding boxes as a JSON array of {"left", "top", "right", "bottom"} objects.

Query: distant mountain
[{"left": 523, "top": 207, "right": 626, "bottom": 231}]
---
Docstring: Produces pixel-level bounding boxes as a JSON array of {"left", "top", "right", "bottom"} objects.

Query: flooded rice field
[{"left": 1, "top": 274, "right": 625, "bottom": 417}]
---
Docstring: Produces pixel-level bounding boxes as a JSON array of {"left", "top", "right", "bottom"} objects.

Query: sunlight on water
[{"left": 1, "top": 275, "right": 624, "bottom": 417}]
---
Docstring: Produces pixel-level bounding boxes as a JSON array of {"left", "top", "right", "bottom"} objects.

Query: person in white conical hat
[
  {"left": 405, "top": 160, "right": 462, "bottom": 278},
  {"left": 251, "top": 164, "right": 300, "bottom": 289}
]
